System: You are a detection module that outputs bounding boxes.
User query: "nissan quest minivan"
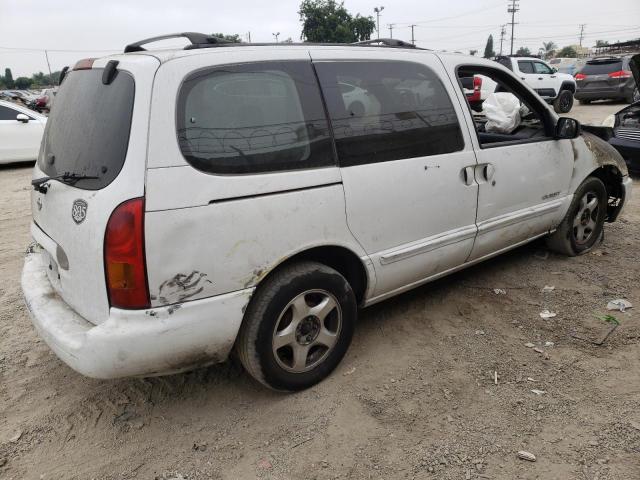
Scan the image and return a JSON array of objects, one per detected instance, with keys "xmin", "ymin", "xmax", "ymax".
[{"xmin": 22, "ymin": 34, "xmax": 632, "ymax": 391}]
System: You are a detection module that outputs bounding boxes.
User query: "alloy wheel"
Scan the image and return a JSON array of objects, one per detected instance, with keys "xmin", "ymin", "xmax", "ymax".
[{"xmin": 573, "ymin": 191, "xmax": 600, "ymax": 245}]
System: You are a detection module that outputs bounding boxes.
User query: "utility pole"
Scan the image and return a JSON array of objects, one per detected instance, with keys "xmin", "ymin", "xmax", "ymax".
[
  {"xmin": 578, "ymin": 24, "xmax": 586, "ymax": 46},
  {"xmin": 246, "ymin": 31, "xmax": 252, "ymax": 43},
  {"xmin": 388, "ymin": 23, "xmax": 394, "ymax": 39},
  {"xmin": 499, "ymin": 24, "xmax": 507, "ymax": 56},
  {"xmin": 44, "ymin": 50, "xmax": 53, "ymax": 82},
  {"xmin": 374, "ymin": 6, "xmax": 384, "ymax": 38},
  {"xmin": 272, "ymin": 32, "xmax": 280, "ymax": 43},
  {"xmin": 507, "ymin": 0, "xmax": 520, "ymax": 55},
  {"xmin": 410, "ymin": 24, "xmax": 416, "ymax": 45}
]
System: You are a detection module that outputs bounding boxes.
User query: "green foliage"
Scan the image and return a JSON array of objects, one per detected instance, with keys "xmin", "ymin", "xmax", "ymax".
[
  {"xmin": 14, "ymin": 77, "xmax": 32, "ymax": 89},
  {"xmin": 299, "ymin": 0, "xmax": 375, "ymax": 43},
  {"xmin": 469, "ymin": 49, "xmax": 478, "ymax": 56},
  {"xmin": 595, "ymin": 314, "xmax": 619, "ymax": 326},
  {"xmin": 557, "ymin": 45, "xmax": 577, "ymax": 57},
  {"xmin": 483, "ymin": 35, "xmax": 495, "ymax": 58},
  {"xmin": 211, "ymin": 33, "xmax": 243, "ymax": 43},
  {"xmin": 4, "ymin": 68, "xmax": 15, "ymax": 88},
  {"xmin": 595, "ymin": 40, "xmax": 609, "ymax": 47},
  {"xmin": 516, "ymin": 46, "xmax": 532, "ymax": 56},
  {"xmin": 542, "ymin": 41, "xmax": 557, "ymax": 59}
]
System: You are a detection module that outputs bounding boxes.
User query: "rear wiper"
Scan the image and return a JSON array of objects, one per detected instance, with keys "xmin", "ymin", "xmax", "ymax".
[{"xmin": 31, "ymin": 172, "xmax": 99, "ymax": 194}]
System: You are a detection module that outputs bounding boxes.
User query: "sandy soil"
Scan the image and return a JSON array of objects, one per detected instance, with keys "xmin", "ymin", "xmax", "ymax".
[{"xmin": 1, "ymin": 102, "xmax": 639, "ymax": 480}]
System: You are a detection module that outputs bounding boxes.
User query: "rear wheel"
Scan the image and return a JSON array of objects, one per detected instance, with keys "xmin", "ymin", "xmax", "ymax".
[
  {"xmin": 546, "ymin": 177, "xmax": 607, "ymax": 256},
  {"xmin": 554, "ymin": 89, "xmax": 574, "ymax": 113},
  {"xmin": 236, "ymin": 261, "xmax": 356, "ymax": 391}
]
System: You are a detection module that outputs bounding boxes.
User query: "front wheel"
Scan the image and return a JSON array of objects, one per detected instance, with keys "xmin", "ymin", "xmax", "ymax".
[
  {"xmin": 554, "ymin": 90, "xmax": 574, "ymax": 113},
  {"xmin": 546, "ymin": 177, "xmax": 607, "ymax": 256},
  {"xmin": 236, "ymin": 261, "xmax": 356, "ymax": 391}
]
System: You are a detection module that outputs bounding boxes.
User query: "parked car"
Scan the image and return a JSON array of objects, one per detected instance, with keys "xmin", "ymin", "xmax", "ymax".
[
  {"xmin": 22, "ymin": 34, "xmax": 631, "ymax": 391},
  {"xmin": 494, "ymin": 55, "xmax": 577, "ymax": 113},
  {"xmin": 548, "ymin": 57, "xmax": 586, "ymax": 76},
  {"xmin": 0, "ymin": 99, "xmax": 47, "ymax": 164},
  {"xmin": 601, "ymin": 54, "xmax": 640, "ymax": 172},
  {"xmin": 575, "ymin": 56, "xmax": 639, "ymax": 104}
]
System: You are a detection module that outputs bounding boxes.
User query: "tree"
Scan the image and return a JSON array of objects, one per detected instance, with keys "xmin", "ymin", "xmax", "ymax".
[
  {"xmin": 4, "ymin": 68, "xmax": 15, "ymax": 89},
  {"xmin": 542, "ymin": 41, "xmax": 557, "ymax": 59},
  {"xmin": 299, "ymin": 0, "xmax": 375, "ymax": 43},
  {"xmin": 595, "ymin": 40, "xmax": 609, "ymax": 47},
  {"xmin": 14, "ymin": 77, "xmax": 33, "ymax": 89},
  {"xmin": 557, "ymin": 45, "xmax": 577, "ymax": 57},
  {"xmin": 483, "ymin": 34, "xmax": 495, "ymax": 58},
  {"xmin": 516, "ymin": 46, "xmax": 531, "ymax": 56},
  {"xmin": 469, "ymin": 49, "xmax": 478, "ymax": 56},
  {"xmin": 211, "ymin": 33, "xmax": 243, "ymax": 43}
]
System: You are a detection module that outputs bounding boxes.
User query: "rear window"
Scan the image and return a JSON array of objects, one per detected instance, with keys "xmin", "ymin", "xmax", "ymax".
[
  {"xmin": 177, "ymin": 61, "xmax": 333, "ymax": 174},
  {"xmin": 581, "ymin": 60, "xmax": 623, "ymax": 75},
  {"xmin": 38, "ymin": 68, "xmax": 134, "ymax": 190}
]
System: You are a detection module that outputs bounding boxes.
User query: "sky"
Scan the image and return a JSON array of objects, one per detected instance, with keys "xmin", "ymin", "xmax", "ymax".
[{"xmin": 1, "ymin": 0, "xmax": 639, "ymax": 77}]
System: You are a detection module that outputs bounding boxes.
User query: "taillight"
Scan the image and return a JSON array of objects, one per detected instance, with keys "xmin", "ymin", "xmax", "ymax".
[
  {"xmin": 608, "ymin": 70, "xmax": 632, "ymax": 79},
  {"xmin": 575, "ymin": 73, "xmax": 586, "ymax": 80},
  {"xmin": 104, "ymin": 197, "xmax": 150, "ymax": 309}
]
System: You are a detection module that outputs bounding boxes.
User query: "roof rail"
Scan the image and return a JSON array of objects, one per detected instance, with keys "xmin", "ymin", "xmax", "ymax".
[
  {"xmin": 124, "ymin": 32, "xmax": 229, "ymax": 53},
  {"xmin": 353, "ymin": 38, "xmax": 418, "ymax": 49}
]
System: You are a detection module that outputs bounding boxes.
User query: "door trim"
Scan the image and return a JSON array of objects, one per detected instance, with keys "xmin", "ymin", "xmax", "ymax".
[
  {"xmin": 379, "ymin": 224, "xmax": 478, "ymax": 265},
  {"xmin": 476, "ymin": 198, "xmax": 565, "ymax": 235}
]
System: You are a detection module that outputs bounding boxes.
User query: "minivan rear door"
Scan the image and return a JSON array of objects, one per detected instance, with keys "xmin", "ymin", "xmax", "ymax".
[{"xmin": 30, "ymin": 55, "xmax": 159, "ymax": 325}]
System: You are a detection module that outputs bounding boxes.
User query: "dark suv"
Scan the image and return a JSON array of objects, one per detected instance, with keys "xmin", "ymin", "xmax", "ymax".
[{"xmin": 575, "ymin": 56, "xmax": 639, "ymax": 104}]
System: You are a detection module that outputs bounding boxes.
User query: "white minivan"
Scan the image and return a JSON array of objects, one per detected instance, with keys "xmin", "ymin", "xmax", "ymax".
[{"xmin": 22, "ymin": 34, "xmax": 632, "ymax": 391}]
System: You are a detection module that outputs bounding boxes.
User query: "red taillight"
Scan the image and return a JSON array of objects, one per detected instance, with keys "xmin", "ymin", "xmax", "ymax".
[
  {"xmin": 73, "ymin": 58, "xmax": 96, "ymax": 70},
  {"xmin": 104, "ymin": 197, "xmax": 150, "ymax": 309},
  {"xmin": 608, "ymin": 70, "xmax": 632, "ymax": 79},
  {"xmin": 575, "ymin": 73, "xmax": 586, "ymax": 80}
]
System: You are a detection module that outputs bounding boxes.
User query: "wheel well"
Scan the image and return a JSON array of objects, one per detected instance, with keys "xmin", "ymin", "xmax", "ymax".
[
  {"xmin": 560, "ymin": 81, "xmax": 576, "ymax": 93},
  {"xmin": 270, "ymin": 246, "xmax": 369, "ymax": 304},
  {"xmin": 589, "ymin": 166, "xmax": 624, "ymax": 221}
]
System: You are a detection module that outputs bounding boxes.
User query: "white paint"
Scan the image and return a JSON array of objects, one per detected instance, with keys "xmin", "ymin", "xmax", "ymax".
[{"xmin": 0, "ymin": 100, "xmax": 46, "ymax": 164}]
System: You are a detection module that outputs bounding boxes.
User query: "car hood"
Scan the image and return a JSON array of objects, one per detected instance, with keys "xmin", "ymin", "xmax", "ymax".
[{"xmin": 631, "ymin": 54, "xmax": 640, "ymax": 89}]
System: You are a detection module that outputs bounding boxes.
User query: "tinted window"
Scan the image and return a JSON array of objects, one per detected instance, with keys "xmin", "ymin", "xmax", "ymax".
[
  {"xmin": 581, "ymin": 60, "xmax": 623, "ymax": 75},
  {"xmin": 315, "ymin": 61, "xmax": 464, "ymax": 167},
  {"xmin": 177, "ymin": 61, "xmax": 333, "ymax": 174},
  {"xmin": 496, "ymin": 57, "xmax": 512, "ymax": 70},
  {"xmin": 533, "ymin": 62, "xmax": 553, "ymax": 74},
  {"xmin": 518, "ymin": 61, "xmax": 534, "ymax": 73},
  {"xmin": 39, "ymin": 69, "xmax": 135, "ymax": 190},
  {"xmin": 0, "ymin": 105, "xmax": 18, "ymax": 120}
]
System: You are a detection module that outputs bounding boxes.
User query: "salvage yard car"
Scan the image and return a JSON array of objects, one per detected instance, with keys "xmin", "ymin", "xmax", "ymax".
[
  {"xmin": 0, "ymin": 99, "xmax": 47, "ymax": 164},
  {"xmin": 575, "ymin": 55, "xmax": 639, "ymax": 105},
  {"xmin": 22, "ymin": 34, "xmax": 632, "ymax": 391}
]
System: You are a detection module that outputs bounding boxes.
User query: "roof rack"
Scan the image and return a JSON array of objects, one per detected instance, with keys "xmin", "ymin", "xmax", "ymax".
[
  {"xmin": 124, "ymin": 32, "xmax": 230, "ymax": 53},
  {"xmin": 124, "ymin": 32, "xmax": 423, "ymax": 53}
]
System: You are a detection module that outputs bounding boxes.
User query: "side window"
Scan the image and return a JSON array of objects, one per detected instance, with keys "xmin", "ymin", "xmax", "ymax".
[
  {"xmin": 177, "ymin": 61, "xmax": 334, "ymax": 174},
  {"xmin": 496, "ymin": 57, "xmax": 512, "ymax": 70},
  {"xmin": 517, "ymin": 61, "xmax": 534, "ymax": 74},
  {"xmin": 0, "ymin": 106, "xmax": 18, "ymax": 120},
  {"xmin": 315, "ymin": 61, "xmax": 464, "ymax": 167},
  {"xmin": 533, "ymin": 62, "xmax": 553, "ymax": 74}
]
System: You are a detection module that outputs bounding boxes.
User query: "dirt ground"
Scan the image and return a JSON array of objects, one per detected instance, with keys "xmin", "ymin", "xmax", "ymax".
[{"xmin": 1, "ymin": 101, "xmax": 639, "ymax": 480}]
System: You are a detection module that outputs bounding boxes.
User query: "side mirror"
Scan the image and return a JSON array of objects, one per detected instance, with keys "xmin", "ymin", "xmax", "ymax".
[
  {"xmin": 16, "ymin": 113, "xmax": 29, "ymax": 123},
  {"xmin": 555, "ymin": 117, "xmax": 580, "ymax": 139},
  {"xmin": 552, "ymin": 67, "xmax": 558, "ymax": 73}
]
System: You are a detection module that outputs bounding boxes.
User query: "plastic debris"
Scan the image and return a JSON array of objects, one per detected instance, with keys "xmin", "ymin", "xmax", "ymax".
[
  {"xmin": 517, "ymin": 451, "xmax": 537, "ymax": 462},
  {"xmin": 542, "ymin": 285, "xmax": 555, "ymax": 292},
  {"xmin": 606, "ymin": 299, "xmax": 632, "ymax": 312},
  {"xmin": 539, "ymin": 310, "xmax": 557, "ymax": 319},
  {"xmin": 533, "ymin": 347, "xmax": 544, "ymax": 354},
  {"xmin": 524, "ymin": 342, "xmax": 535, "ymax": 348},
  {"xmin": 494, "ymin": 288, "xmax": 507, "ymax": 295},
  {"xmin": 531, "ymin": 389, "xmax": 546, "ymax": 395},
  {"xmin": 544, "ymin": 341, "xmax": 555, "ymax": 347}
]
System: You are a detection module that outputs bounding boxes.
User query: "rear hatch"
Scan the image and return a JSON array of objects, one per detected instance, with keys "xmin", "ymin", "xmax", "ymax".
[
  {"xmin": 30, "ymin": 54, "xmax": 159, "ymax": 325},
  {"xmin": 577, "ymin": 58, "xmax": 625, "ymax": 93}
]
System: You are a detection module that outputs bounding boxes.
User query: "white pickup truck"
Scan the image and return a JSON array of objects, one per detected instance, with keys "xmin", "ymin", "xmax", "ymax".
[{"xmin": 464, "ymin": 56, "xmax": 577, "ymax": 113}]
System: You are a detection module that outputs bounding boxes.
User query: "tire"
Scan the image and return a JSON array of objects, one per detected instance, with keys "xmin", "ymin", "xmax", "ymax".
[
  {"xmin": 578, "ymin": 99, "xmax": 591, "ymax": 105},
  {"xmin": 546, "ymin": 177, "xmax": 607, "ymax": 256},
  {"xmin": 236, "ymin": 261, "xmax": 356, "ymax": 391},
  {"xmin": 553, "ymin": 89, "xmax": 574, "ymax": 113}
]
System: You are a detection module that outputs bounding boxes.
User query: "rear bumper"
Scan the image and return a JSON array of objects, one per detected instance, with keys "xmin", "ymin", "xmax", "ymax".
[
  {"xmin": 575, "ymin": 85, "xmax": 632, "ymax": 100},
  {"xmin": 21, "ymin": 247, "xmax": 252, "ymax": 379}
]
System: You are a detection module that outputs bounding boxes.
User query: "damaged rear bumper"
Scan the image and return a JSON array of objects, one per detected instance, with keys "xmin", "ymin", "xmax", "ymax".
[{"xmin": 21, "ymin": 248, "xmax": 252, "ymax": 379}]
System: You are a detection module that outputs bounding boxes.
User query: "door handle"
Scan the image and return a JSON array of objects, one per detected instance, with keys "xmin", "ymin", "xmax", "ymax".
[
  {"xmin": 461, "ymin": 166, "xmax": 474, "ymax": 186},
  {"xmin": 520, "ymin": 77, "xmax": 526, "ymax": 80},
  {"xmin": 538, "ymin": 77, "xmax": 543, "ymax": 80},
  {"xmin": 483, "ymin": 163, "xmax": 495, "ymax": 181}
]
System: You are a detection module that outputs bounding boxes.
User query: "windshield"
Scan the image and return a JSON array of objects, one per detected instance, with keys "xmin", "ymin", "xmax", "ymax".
[{"xmin": 38, "ymin": 68, "xmax": 135, "ymax": 190}]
